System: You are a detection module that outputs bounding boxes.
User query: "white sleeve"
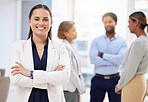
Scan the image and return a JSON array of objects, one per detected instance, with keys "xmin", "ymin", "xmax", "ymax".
[{"xmin": 9, "ymin": 42, "xmax": 47, "ymax": 89}]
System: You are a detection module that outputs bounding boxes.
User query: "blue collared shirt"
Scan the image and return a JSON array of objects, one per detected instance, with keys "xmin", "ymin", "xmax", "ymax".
[
  {"xmin": 89, "ymin": 34, "xmax": 128, "ymax": 75},
  {"xmin": 28, "ymin": 37, "xmax": 49, "ymax": 102}
]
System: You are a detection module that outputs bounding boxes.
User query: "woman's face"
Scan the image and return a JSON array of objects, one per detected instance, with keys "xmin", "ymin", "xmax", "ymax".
[
  {"xmin": 28, "ymin": 8, "xmax": 52, "ymax": 37},
  {"xmin": 128, "ymin": 18, "xmax": 136, "ymax": 34},
  {"xmin": 65, "ymin": 25, "xmax": 77, "ymax": 41}
]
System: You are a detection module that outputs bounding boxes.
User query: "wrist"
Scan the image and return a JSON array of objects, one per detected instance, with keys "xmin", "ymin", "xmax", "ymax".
[
  {"xmin": 100, "ymin": 53, "xmax": 104, "ymax": 58},
  {"xmin": 30, "ymin": 71, "xmax": 33, "ymax": 79}
]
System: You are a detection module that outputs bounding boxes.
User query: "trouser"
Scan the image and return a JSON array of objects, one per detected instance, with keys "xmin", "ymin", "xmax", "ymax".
[
  {"xmin": 64, "ymin": 89, "xmax": 79, "ymax": 102},
  {"xmin": 122, "ymin": 74, "xmax": 147, "ymax": 102},
  {"xmin": 90, "ymin": 75, "xmax": 121, "ymax": 102}
]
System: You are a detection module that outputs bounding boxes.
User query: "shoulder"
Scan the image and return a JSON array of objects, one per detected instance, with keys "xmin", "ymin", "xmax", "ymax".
[
  {"xmin": 130, "ymin": 38, "xmax": 143, "ymax": 50},
  {"xmin": 12, "ymin": 40, "xmax": 28, "ymax": 49},
  {"xmin": 133, "ymin": 37, "xmax": 143, "ymax": 44},
  {"xmin": 116, "ymin": 35, "xmax": 127, "ymax": 45},
  {"xmin": 51, "ymin": 40, "xmax": 66, "ymax": 50},
  {"xmin": 95, "ymin": 35, "xmax": 104, "ymax": 40},
  {"xmin": 13, "ymin": 40, "xmax": 26, "ymax": 45},
  {"xmin": 116, "ymin": 35, "xmax": 126, "ymax": 42},
  {"xmin": 138, "ymin": 36, "xmax": 148, "ymax": 44},
  {"xmin": 92, "ymin": 35, "xmax": 104, "ymax": 43},
  {"xmin": 132, "ymin": 36, "xmax": 148, "ymax": 47},
  {"xmin": 60, "ymin": 40, "xmax": 73, "ymax": 51}
]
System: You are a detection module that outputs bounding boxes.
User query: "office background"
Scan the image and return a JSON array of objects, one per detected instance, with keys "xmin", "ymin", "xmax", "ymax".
[{"xmin": 0, "ymin": 0, "xmax": 148, "ymax": 101}]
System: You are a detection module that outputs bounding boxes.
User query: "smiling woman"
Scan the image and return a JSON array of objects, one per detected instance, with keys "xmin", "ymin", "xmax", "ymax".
[
  {"xmin": 27, "ymin": 4, "xmax": 52, "ymax": 40},
  {"xmin": 28, "ymin": 9, "xmax": 52, "ymax": 39},
  {"xmin": 9, "ymin": 4, "xmax": 70, "ymax": 102}
]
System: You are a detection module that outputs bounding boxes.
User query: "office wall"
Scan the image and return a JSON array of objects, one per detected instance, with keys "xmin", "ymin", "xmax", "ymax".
[
  {"xmin": 0, "ymin": 0, "xmax": 136, "ymax": 75},
  {"xmin": 0, "ymin": 0, "xmax": 73, "ymax": 75},
  {"xmin": 0, "ymin": 0, "xmax": 18, "ymax": 75}
]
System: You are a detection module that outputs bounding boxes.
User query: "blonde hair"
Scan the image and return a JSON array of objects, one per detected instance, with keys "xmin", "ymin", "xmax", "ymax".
[{"xmin": 57, "ymin": 21, "xmax": 75, "ymax": 39}]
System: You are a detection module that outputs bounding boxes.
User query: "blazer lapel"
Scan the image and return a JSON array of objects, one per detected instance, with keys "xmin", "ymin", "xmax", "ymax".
[
  {"xmin": 72, "ymin": 48, "xmax": 81, "ymax": 75},
  {"xmin": 63, "ymin": 40, "xmax": 81, "ymax": 75},
  {"xmin": 46, "ymin": 40, "xmax": 55, "ymax": 71},
  {"xmin": 23, "ymin": 38, "xmax": 34, "ymax": 70},
  {"xmin": 23, "ymin": 39, "xmax": 55, "ymax": 71}
]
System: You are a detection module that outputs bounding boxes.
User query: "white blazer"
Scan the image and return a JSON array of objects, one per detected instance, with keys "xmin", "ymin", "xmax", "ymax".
[
  {"xmin": 62, "ymin": 40, "xmax": 85, "ymax": 94},
  {"xmin": 9, "ymin": 38, "xmax": 70, "ymax": 102}
]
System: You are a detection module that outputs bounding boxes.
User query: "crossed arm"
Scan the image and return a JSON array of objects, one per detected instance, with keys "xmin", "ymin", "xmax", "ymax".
[
  {"xmin": 89, "ymin": 40, "xmax": 128, "ymax": 66},
  {"xmin": 10, "ymin": 42, "xmax": 70, "ymax": 88}
]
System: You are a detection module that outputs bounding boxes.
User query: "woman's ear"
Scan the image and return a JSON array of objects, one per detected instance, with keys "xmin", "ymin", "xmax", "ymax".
[
  {"xmin": 28, "ymin": 19, "xmax": 31, "ymax": 26},
  {"xmin": 134, "ymin": 19, "xmax": 139, "ymax": 26},
  {"xmin": 50, "ymin": 20, "xmax": 53, "ymax": 27},
  {"xmin": 64, "ymin": 32, "xmax": 68, "ymax": 37}
]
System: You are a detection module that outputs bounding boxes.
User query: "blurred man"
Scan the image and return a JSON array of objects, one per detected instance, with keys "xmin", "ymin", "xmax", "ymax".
[{"xmin": 89, "ymin": 12, "xmax": 128, "ymax": 102}]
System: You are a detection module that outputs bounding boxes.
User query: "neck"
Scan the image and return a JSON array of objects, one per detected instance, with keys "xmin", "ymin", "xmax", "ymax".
[
  {"xmin": 66, "ymin": 38, "xmax": 72, "ymax": 44},
  {"xmin": 33, "ymin": 34, "xmax": 47, "ymax": 45},
  {"xmin": 106, "ymin": 32, "xmax": 115, "ymax": 40},
  {"xmin": 135, "ymin": 29, "xmax": 146, "ymax": 38}
]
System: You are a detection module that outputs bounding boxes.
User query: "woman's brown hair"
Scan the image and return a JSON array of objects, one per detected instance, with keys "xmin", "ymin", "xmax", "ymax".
[
  {"xmin": 129, "ymin": 11, "xmax": 148, "ymax": 30},
  {"xmin": 27, "ymin": 4, "xmax": 52, "ymax": 40},
  {"xmin": 57, "ymin": 21, "xmax": 75, "ymax": 39}
]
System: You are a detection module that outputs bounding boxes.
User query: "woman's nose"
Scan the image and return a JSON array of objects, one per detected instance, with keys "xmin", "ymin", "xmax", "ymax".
[{"xmin": 39, "ymin": 20, "xmax": 44, "ymax": 25}]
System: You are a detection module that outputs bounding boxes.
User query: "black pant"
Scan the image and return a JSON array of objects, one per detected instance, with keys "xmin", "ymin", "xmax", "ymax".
[{"xmin": 90, "ymin": 76, "xmax": 121, "ymax": 102}]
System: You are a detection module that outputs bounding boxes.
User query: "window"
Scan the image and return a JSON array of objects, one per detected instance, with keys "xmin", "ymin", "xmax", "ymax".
[{"xmin": 73, "ymin": 0, "xmax": 128, "ymax": 87}]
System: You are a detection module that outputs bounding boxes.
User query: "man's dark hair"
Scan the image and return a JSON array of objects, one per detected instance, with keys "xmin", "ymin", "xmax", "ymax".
[{"xmin": 102, "ymin": 12, "xmax": 117, "ymax": 22}]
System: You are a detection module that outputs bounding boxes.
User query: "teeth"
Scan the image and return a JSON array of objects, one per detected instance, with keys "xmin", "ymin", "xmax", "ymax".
[{"xmin": 37, "ymin": 27, "xmax": 44, "ymax": 30}]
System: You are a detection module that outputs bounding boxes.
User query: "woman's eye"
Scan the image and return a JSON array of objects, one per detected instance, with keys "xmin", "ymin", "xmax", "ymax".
[
  {"xmin": 34, "ymin": 19, "xmax": 39, "ymax": 21},
  {"xmin": 44, "ymin": 19, "xmax": 49, "ymax": 21}
]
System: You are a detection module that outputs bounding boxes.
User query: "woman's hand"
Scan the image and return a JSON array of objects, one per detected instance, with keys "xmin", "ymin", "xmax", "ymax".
[
  {"xmin": 115, "ymin": 84, "xmax": 122, "ymax": 94},
  {"xmin": 78, "ymin": 90, "xmax": 86, "ymax": 95},
  {"xmin": 55, "ymin": 65, "xmax": 65, "ymax": 71},
  {"xmin": 11, "ymin": 62, "xmax": 30, "ymax": 77}
]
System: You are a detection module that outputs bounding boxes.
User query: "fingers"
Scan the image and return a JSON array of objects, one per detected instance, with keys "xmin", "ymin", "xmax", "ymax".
[
  {"xmin": 11, "ymin": 65, "xmax": 19, "ymax": 69},
  {"xmin": 115, "ymin": 87, "xmax": 122, "ymax": 94},
  {"xmin": 56, "ymin": 67, "xmax": 64, "ymax": 71},
  {"xmin": 55, "ymin": 65, "xmax": 65, "ymax": 71},
  {"xmin": 11, "ymin": 62, "xmax": 22, "ymax": 69},
  {"xmin": 57, "ymin": 65, "xmax": 65, "ymax": 69},
  {"xmin": 58, "ymin": 65, "xmax": 65, "ymax": 68},
  {"xmin": 11, "ymin": 68, "xmax": 20, "ymax": 74},
  {"xmin": 11, "ymin": 62, "xmax": 21, "ymax": 76},
  {"xmin": 12, "ymin": 70, "xmax": 21, "ymax": 76},
  {"xmin": 116, "ymin": 91, "xmax": 121, "ymax": 94},
  {"xmin": 15, "ymin": 62, "xmax": 23, "ymax": 67},
  {"xmin": 11, "ymin": 62, "xmax": 29, "ymax": 77},
  {"xmin": 11, "ymin": 66, "xmax": 21, "ymax": 76}
]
